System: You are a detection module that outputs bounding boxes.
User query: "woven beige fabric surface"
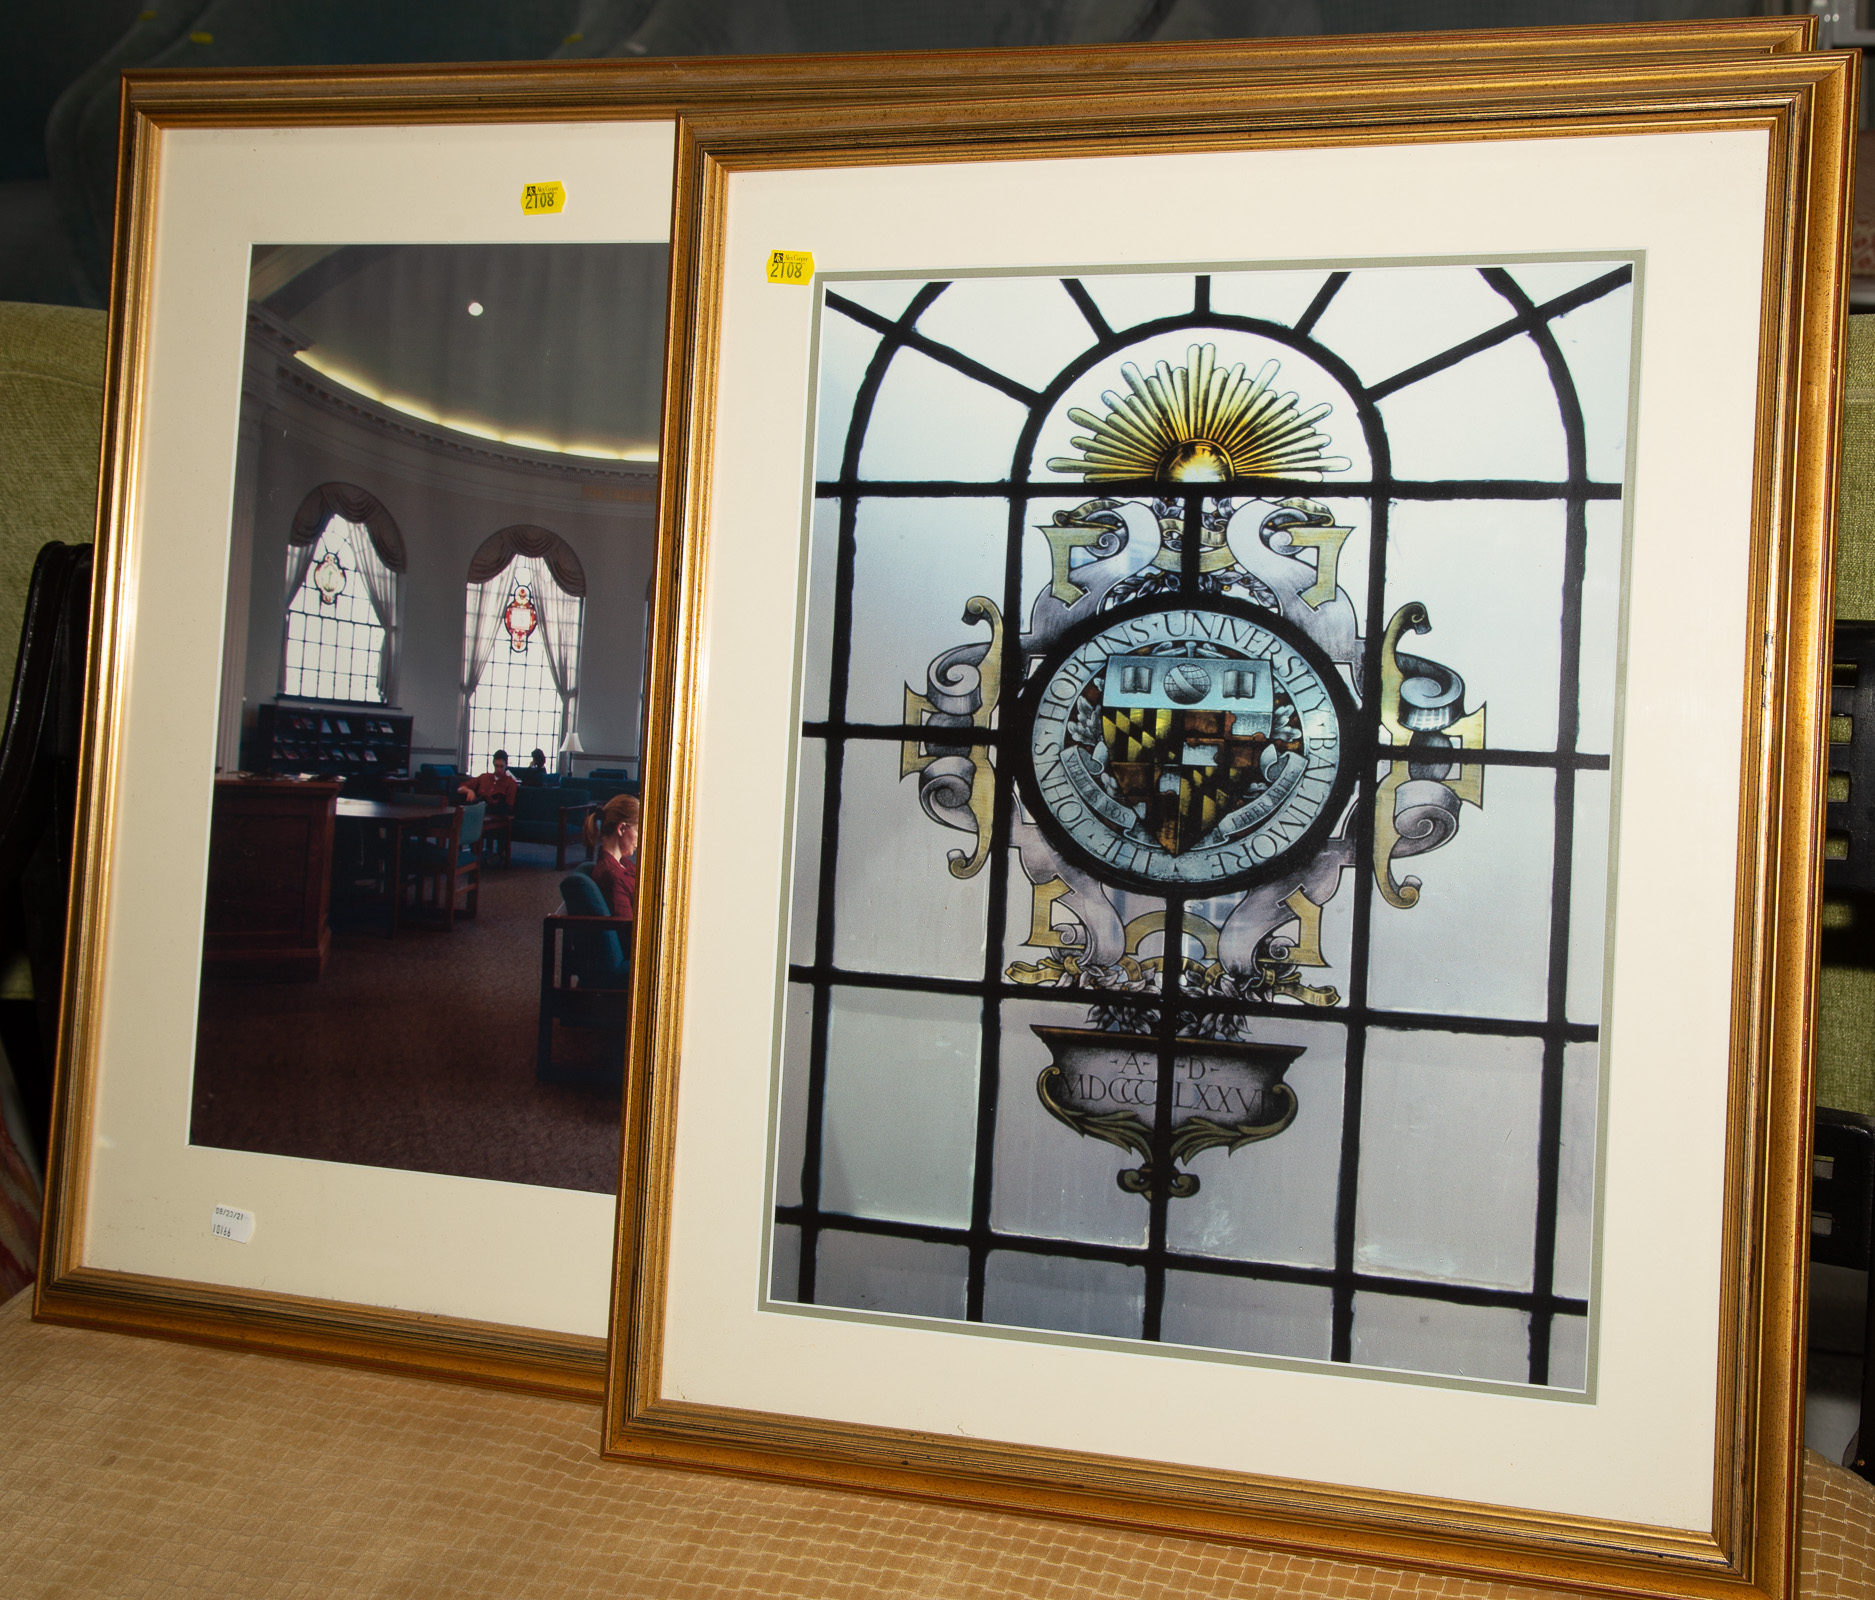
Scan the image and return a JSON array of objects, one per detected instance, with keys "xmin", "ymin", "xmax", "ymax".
[{"xmin": 0, "ymin": 1291, "xmax": 1869, "ymax": 1599}]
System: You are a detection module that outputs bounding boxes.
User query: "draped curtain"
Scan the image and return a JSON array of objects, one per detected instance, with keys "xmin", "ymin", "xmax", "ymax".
[
  {"xmin": 284, "ymin": 482, "xmax": 407, "ymax": 700},
  {"xmin": 460, "ymin": 581, "xmax": 509, "ymax": 760},
  {"xmin": 282, "ymin": 538, "xmax": 319, "ymax": 619},
  {"xmin": 461, "ymin": 526, "xmax": 588, "ymax": 766}
]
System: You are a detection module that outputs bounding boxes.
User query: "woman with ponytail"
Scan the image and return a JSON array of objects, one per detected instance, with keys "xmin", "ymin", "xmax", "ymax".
[{"xmin": 583, "ymin": 793, "xmax": 640, "ymax": 921}]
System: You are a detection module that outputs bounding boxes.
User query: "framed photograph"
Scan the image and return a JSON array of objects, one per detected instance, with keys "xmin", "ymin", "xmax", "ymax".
[
  {"xmin": 606, "ymin": 41, "xmax": 1854, "ymax": 1597},
  {"xmin": 32, "ymin": 27, "xmax": 1825, "ymax": 1396}
]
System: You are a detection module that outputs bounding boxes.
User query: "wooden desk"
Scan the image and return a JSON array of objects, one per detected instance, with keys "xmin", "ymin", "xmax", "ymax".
[
  {"xmin": 203, "ymin": 777, "xmax": 339, "ymax": 981},
  {"xmin": 334, "ymin": 798, "xmax": 455, "ymax": 937}
]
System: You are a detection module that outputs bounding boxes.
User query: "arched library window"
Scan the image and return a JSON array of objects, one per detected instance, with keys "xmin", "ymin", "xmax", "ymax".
[
  {"xmin": 281, "ymin": 483, "xmax": 405, "ymax": 704},
  {"xmin": 462, "ymin": 525, "xmax": 587, "ymax": 774}
]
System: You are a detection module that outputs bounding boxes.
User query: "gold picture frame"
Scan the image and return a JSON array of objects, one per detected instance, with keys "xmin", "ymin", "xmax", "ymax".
[
  {"xmin": 604, "ymin": 35, "xmax": 1853, "ymax": 1599},
  {"xmin": 33, "ymin": 22, "xmax": 1825, "ymax": 1401}
]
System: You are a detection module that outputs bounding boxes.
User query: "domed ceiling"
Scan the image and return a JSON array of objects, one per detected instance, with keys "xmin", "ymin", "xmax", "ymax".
[{"xmin": 251, "ymin": 242, "xmax": 669, "ymax": 460}]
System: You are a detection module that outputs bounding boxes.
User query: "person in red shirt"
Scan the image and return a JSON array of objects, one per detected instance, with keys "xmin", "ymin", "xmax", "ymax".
[
  {"xmin": 456, "ymin": 748, "xmax": 520, "ymax": 814},
  {"xmin": 584, "ymin": 793, "xmax": 640, "ymax": 921}
]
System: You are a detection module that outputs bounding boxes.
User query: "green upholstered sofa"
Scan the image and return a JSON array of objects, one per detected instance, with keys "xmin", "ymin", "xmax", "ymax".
[
  {"xmin": 1819, "ymin": 319, "xmax": 1875, "ymax": 1122},
  {"xmin": 510, "ymin": 780, "xmax": 593, "ymax": 867}
]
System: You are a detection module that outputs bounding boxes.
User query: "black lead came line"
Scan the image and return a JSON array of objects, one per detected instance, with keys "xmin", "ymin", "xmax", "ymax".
[
  {"xmin": 1060, "ymin": 278, "xmax": 1112, "ymax": 342},
  {"xmin": 770, "ymin": 1204, "xmax": 1590, "ymax": 1320},
  {"xmin": 1293, "ymin": 270, "xmax": 1349, "ymax": 338},
  {"xmin": 786, "ymin": 960, "xmax": 1600, "ymax": 1043},
  {"xmin": 804, "ymin": 721, "xmax": 1616, "ymax": 776},
  {"xmin": 824, "ymin": 290, "xmax": 1042, "ymax": 408},
  {"xmin": 814, "ymin": 477, "xmax": 1626, "ymax": 502},
  {"xmin": 795, "ymin": 282, "xmax": 952, "ymax": 1308},
  {"xmin": 1366, "ymin": 263, "xmax": 1633, "ymax": 403},
  {"xmin": 1481, "ymin": 266, "xmax": 1592, "ymax": 1389}
]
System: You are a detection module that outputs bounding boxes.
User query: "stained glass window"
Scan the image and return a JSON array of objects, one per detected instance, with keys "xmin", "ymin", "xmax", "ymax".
[
  {"xmin": 281, "ymin": 518, "xmax": 395, "ymax": 703},
  {"xmin": 770, "ymin": 259, "xmax": 1635, "ymax": 1392},
  {"xmin": 463, "ymin": 534, "xmax": 586, "ymax": 774}
]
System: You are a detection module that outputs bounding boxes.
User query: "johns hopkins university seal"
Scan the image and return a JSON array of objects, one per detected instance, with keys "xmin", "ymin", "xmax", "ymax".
[{"xmin": 1016, "ymin": 597, "xmax": 1356, "ymax": 895}]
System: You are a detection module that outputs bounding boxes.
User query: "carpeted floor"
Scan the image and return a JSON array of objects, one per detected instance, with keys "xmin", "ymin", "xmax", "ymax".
[{"xmin": 189, "ymin": 842, "xmax": 621, "ymax": 1194}]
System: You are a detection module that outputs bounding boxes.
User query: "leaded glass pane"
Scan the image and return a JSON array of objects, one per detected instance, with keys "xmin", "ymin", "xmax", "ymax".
[
  {"xmin": 912, "ymin": 274, "xmax": 1108, "ymax": 394},
  {"xmin": 465, "ymin": 626, "xmax": 563, "ymax": 773},
  {"xmin": 1567, "ymin": 772, "xmax": 1613, "ymax": 1028},
  {"xmin": 797, "ymin": 498, "xmax": 840, "ymax": 724},
  {"xmin": 787, "ymin": 740, "xmax": 825, "ymax": 966},
  {"xmin": 1383, "ymin": 499, "xmax": 1566, "ymax": 753},
  {"xmin": 770, "ymin": 1224, "xmax": 801, "ymax": 1302},
  {"xmin": 1206, "ymin": 268, "xmax": 1342, "ymax": 331},
  {"xmin": 1553, "ymin": 1042, "xmax": 1602, "ymax": 1303},
  {"xmin": 856, "ymin": 344, "xmax": 1028, "ymax": 482},
  {"xmin": 990, "ymin": 995, "xmax": 1155, "ymax": 1249},
  {"xmin": 1578, "ymin": 499, "xmax": 1625, "ymax": 756},
  {"xmin": 817, "ymin": 1232, "xmax": 971, "ymax": 1321},
  {"xmin": 982, "ymin": 1250, "xmax": 1145, "ymax": 1340},
  {"xmin": 832, "ymin": 740, "xmax": 992, "ymax": 980},
  {"xmin": 1073, "ymin": 270, "xmax": 1208, "ymax": 337},
  {"xmin": 1307, "ymin": 264, "xmax": 1520, "ymax": 392},
  {"xmin": 847, "ymin": 497, "xmax": 1008, "ymax": 726},
  {"xmin": 771, "ymin": 256, "xmax": 1627, "ymax": 1391},
  {"xmin": 1350, "ymin": 1295, "xmax": 1530, "ymax": 1385},
  {"xmin": 1160, "ymin": 1274, "xmax": 1333, "ymax": 1361},
  {"xmin": 1504, "ymin": 259, "xmax": 1624, "ymax": 306},
  {"xmin": 1163, "ymin": 1015, "xmax": 1344, "ymax": 1269},
  {"xmin": 1550, "ymin": 281, "xmax": 1638, "ymax": 485},
  {"xmin": 1379, "ymin": 334, "xmax": 1567, "ymax": 482},
  {"xmin": 773, "ymin": 983, "xmax": 814, "ymax": 1209},
  {"xmin": 817, "ymin": 986, "xmax": 980, "ymax": 1228},
  {"xmin": 1353, "ymin": 1029, "xmax": 1543, "ymax": 1292},
  {"xmin": 830, "ymin": 276, "xmax": 933, "ymax": 324},
  {"xmin": 1365, "ymin": 766, "xmax": 1557, "ymax": 1022},
  {"xmin": 1549, "ymin": 1311, "xmax": 1591, "ymax": 1392},
  {"xmin": 813, "ymin": 308, "xmax": 882, "ymax": 479}
]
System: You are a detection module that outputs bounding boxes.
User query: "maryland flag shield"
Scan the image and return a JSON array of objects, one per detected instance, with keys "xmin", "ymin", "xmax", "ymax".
[{"xmin": 1099, "ymin": 650, "xmax": 1277, "ymax": 855}]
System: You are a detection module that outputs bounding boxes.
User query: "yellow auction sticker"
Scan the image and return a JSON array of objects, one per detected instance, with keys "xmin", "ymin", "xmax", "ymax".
[
  {"xmin": 522, "ymin": 182, "xmax": 566, "ymax": 216},
  {"xmin": 766, "ymin": 249, "xmax": 814, "ymax": 285}
]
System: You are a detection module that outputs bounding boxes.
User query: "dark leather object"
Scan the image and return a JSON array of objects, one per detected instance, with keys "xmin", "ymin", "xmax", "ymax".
[{"xmin": 0, "ymin": 541, "xmax": 93, "ymax": 1165}]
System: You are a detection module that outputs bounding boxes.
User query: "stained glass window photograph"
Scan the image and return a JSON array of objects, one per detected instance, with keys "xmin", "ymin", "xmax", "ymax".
[{"xmin": 769, "ymin": 257, "xmax": 1635, "ymax": 1392}]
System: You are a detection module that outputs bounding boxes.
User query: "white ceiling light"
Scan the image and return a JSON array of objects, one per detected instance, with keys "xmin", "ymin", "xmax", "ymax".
[{"xmin": 466, "ymin": 301, "xmax": 484, "ymax": 316}]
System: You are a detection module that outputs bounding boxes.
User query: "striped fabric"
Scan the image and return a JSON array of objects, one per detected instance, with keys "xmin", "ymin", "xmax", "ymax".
[{"xmin": 0, "ymin": 1094, "xmax": 38, "ymax": 1301}]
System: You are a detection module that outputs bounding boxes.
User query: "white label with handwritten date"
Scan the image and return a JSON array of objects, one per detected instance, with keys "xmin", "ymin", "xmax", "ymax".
[{"xmin": 210, "ymin": 1204, "xmax": 254, "ymax": 1243}]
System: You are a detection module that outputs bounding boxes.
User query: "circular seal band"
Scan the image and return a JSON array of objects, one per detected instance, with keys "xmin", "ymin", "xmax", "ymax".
[{"xmin": 1014, "ymin": 595, "xmax": 1358, "ymax": 897}]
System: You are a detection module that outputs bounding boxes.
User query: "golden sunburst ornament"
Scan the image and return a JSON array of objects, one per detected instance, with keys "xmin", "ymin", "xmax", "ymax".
[{"xmin": 1047, "ymin": 345, "xmax": 1351, "ymax": 484}]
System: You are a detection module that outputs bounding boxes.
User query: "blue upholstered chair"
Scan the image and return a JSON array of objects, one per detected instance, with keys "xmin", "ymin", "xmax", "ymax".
[
  {"xmin": 413, "ymin": 761, "xmax": 457, "ymax": 795},
  {"xmin": 537, "ymin": 869, "xmax": 631, "ymax": 1089},
  {"xmin": 399, "ymin": 801, "xmax": 482, "ymax": 929},
  {"xmin": 511, "ymin": 782, "xmax": 592, "ymax": 868}
]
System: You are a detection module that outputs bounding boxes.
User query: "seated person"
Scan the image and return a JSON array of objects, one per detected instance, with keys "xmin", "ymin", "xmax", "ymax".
[
  {"xmin": 583, "ymin": 794, "xmax": 640, "ymax": 921},
  {"xmin": 518, "ymin": 747, "xmax": 549, "ymax": 787},
  {"xmin": 455, "ymin": 749, "xmax": 519, "ymax": 814}
]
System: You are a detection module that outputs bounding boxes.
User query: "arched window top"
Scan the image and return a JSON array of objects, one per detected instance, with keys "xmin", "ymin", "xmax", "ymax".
[
  {"xmin": 467, "ymin": 524, "xmax": 586, "ymax": 597},
  {"xmin": 290, "ymin": 482, "xmax": 407, "ymax": 573}
]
